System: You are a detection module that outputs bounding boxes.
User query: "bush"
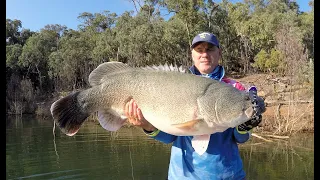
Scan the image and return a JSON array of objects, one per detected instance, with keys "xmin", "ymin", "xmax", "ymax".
[
  {"xmin": 253, "ymin": 48, "xmax": 285, "ymax": 73},
  {"xmin": 265, "ymin": 49, "xmax": 285, "ymax": 73},
  {"xmin": 253, "ymin": 49, "xmax": 268, "ymax": 71}
]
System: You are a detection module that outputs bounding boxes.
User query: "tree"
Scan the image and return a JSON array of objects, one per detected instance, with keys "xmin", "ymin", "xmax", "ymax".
[
  {"xmin": 77, "ymin": 11, "xmax": 117, "ymax": 33},
  {"xmin": 18, "ymin": 29, "xmax": 59, "ymax": 91},
  {"xmin": 298, "ymin": 4, "xmax": 314, "ymax": 59},
  {"xmin": 275, "ymin": 10, "xmax": 307, "ymax": 78},
  {"xmin": 6, "ymin": 44, "xmax": 23, "ymax": 69},
  {"xmin": 48, "ymin": 30, "xmax": 95, "ymax": 90},
  {"xmin": 43, "ymin": 24, "xmax": 68, "ymax": 37},
  {"xmin": 6, "ymin": 19, "xmax": 22, "ymax": 45},
  {"xmin": 157, "ymin": 0, "xmax": 207, "ymax": 46},
  {"xmin": 19, "ymin": 29, "xmax": 36, "ymax": 46}
]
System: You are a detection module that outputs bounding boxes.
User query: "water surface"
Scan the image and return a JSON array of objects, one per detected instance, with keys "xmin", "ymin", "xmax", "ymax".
[{"xmin": 6, "ymin": 115, "xmax": 314, "ymax": 179}]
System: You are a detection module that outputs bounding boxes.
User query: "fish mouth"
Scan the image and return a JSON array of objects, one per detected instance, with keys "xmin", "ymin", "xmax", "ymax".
[{"xmin": 244, "ymin": 107, "xmax": 255, "ymax": 118}]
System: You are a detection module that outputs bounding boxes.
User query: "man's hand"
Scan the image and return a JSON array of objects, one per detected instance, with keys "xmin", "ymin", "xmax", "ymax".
[
  {"xmin": 237, "ymin": 115, "xmax": 262, "ymax": 131},
  {"xmin": 124, "ymin": 99, "xmax": 156, "ymax": 132},
  {"xmin": 238, "ymin": 87, "xmax": 266, "ymax": 132}
]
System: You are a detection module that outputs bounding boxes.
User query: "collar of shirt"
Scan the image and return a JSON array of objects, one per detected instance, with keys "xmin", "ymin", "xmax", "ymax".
[{"xmin": 189, "ymin": 65, "xmax": 225, "ymax": 81}]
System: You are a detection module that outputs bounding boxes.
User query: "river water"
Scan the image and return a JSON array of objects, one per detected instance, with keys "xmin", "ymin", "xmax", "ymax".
[{"xmin": 6, "ymin": 115, "xmax": 314, "ymax": 180}]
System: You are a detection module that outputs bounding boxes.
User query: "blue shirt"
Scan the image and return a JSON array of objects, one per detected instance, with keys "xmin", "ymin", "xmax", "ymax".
[{"xmin": 145, "ymin": 65, "xmax": 250, "ymax": 180}]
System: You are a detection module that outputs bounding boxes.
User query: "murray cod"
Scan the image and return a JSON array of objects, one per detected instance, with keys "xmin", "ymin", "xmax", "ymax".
[{"xmin": 51, "ymin": 62, "xmax": 264, "ymax": 155}]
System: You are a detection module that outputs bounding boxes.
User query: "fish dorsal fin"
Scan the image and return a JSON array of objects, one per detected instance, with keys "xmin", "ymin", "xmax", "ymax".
[
  {"xmin": 89, "ymin": 61, "xmax": 132, "ymax": 86},
  {"xmin": 89, "ymin": 62, "xmax": 188, "ymax": 86},
  {"xmin": 141, "ymin": 63, "xmax": 188, "ymax": 73}
]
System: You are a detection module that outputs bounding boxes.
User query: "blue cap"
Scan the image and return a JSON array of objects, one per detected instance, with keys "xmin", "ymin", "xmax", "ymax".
[{"xmin": 191, "ymin": 32, "xmax": 220, "ymax": 48}]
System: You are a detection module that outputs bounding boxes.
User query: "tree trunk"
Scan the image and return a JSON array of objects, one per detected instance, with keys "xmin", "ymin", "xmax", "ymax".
[
  {"xmin": 35, "ymin": 64, "xmax": 42, "ymax": 91},
  {"xmin": 185, "ymin": 22, "xmax": 191, "ymax": 48}
]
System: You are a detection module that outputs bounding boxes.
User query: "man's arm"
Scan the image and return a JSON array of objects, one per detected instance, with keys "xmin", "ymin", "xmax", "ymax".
[{"xmin": 125, "ymin": 99, "xmax": 177, "ymax": 144}]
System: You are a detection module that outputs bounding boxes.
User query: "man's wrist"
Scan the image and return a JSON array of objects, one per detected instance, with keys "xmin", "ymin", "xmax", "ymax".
[
  {"xmin": 143, "ymin": 126, "xmax": 156, "ymax": 132},
  {"xmin": 143, "ymin": 129, "xmax": 155, "ymax": 133},
  {"xmin": 143, "ymin": 128, "xmax": 160, "ymax": 137},
  {"xmin": 236, "ymin": 126, "xmax": 253, "ymax": 134}
]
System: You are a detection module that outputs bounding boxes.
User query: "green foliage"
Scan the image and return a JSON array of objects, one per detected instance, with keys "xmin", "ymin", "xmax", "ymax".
[
  {"xmin": 162, "ymin": 17, "xmax": 190, "ymax": 65},
  {"xmin": 48, "ymin": 31, "xmax": 95, "ymax": 89},
  {"xmin": 253, "ymin": 49, "xmax": 268, "ymax": 71},
  {"xmin": 92, "ymin": 31, "xmax": 118, "ymax": 63},
  {"xmin": 298, "ymin": 9, "xmax": 314, "ymax": 59},
  {"xmin": 253, "ymin": 48, "xmax": 285, "ymax": 73},
  {"xmin": 158, "ymin": 0, "xmax": 207, "ymax": 46},
  {"xmin": 265, "ymin": 49, "xmax": 285, "ymax": 73},
  {"xmin": 6, "ymin": 44, "xmax": 23, "ymax": 68},
  {"xmin": 19, "ymin": 29, "xmax": 36, "ymax": 46},
  {"xmin": 6, "ymin": 19, "xmax": 22, "ymax": 45},
  {"xmin": 18, "ymin": 29, "xmax": 59, "ymax": 92},
  {"xmin": 77, "ymin": 11, "xmax": 117, "ymax": 33}
]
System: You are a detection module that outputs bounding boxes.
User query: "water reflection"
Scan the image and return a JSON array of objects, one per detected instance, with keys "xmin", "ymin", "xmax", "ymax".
[
  {"xmin": 239, "ymin": 134, "xmax": 314, "ymax": 180},
  {"xmin": 6, "ymin": 115, "xmax": 313, "ymax": 180}
]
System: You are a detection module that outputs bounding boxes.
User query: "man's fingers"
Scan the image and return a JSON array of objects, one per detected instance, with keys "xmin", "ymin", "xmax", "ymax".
[
  {"xmin": 124, "ymin": 101, "xmax": 130, "ymax": 117},
  {"xmin": 137, "ymin": 108, "xmax": 143, "ymax": 121},
  {"xmin": 133, "ymin": 101, "xmax": 137, "ymax": 118},
  {"xmin": 124, "ymin": 99, "xmax": 146, "ymax": 127},
  {"xmin": 128, "ymin": 99, "xmax": 134, "ymax": 118},
  {"xmin": 125, "ymin": 99, "xmax": 135, "ymax": 124}
]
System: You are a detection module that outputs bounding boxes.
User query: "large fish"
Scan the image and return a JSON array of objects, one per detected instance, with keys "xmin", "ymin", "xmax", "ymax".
[{"xmin": 50, "ymin": 62, "xmax": 264, "ymax": 155}]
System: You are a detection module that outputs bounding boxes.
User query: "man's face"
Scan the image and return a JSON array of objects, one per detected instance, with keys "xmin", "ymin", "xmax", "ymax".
[{"xmin": 191, "ymin": 42, "xmax": 221, "ymax": 74}]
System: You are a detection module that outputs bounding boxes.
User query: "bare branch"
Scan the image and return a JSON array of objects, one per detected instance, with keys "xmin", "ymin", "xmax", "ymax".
[{"xmin": 130, "ymin": 0, "xmax": 139, "ymax": 14}]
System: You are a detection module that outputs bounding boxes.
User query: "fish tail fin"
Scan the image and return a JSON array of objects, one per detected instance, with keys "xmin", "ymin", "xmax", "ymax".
[{"xmin": 50, "ymin": 91, "xmax": 89, "ymax": 136}]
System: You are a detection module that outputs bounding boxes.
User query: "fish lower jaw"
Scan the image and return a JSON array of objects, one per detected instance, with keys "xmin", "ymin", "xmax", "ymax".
[
  {"xmin": 229, "ymin": 112, "xmax": 253, "ymax": 128},
  {"xmin": 244, "ymin": 106, "xmax": 255, "ymax": 118}
]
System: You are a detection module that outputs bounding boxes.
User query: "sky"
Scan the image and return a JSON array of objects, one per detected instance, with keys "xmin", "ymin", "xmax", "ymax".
[{"xmin": 6, "ymin": 0, "xmax": 312, "ymax": 32}]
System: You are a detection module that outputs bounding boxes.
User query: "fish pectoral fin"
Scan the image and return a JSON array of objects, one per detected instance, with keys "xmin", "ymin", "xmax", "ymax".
[
  {"xmin": 191, "ymin": 134, "xmax": 210, "ymax": 155},
  {"xmin": 98, "ymin": 109, "xmax": 126, "ymax": 131},
  {"xmin": 172, "ymin": 119, "xmax": 201, "ymax": 130}
]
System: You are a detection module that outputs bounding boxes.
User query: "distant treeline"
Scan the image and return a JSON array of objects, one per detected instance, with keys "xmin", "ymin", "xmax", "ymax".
[{"xmin": 6, "ymin": 0, "xmax": 314, "ymax": 115}]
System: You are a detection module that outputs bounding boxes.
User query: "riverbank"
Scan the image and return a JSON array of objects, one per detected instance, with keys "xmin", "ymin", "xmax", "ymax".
[{"xmin": 233, "ymin": 73, "xmax": 314, "ymax": 135}]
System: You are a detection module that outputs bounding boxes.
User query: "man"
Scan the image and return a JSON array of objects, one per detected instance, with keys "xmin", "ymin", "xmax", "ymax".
[{"xmin": 125, "ymin": 32, "xmax": 264, "ymax": 180}]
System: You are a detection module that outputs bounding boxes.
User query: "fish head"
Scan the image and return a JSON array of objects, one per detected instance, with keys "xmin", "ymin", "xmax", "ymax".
[
  {"xmin": 198, "ymin": 85, "xmax": 259, "ymax": 129},
  {"xmin": 217, "ymin": 91, "xmax": 255, "ymax": 127}
]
